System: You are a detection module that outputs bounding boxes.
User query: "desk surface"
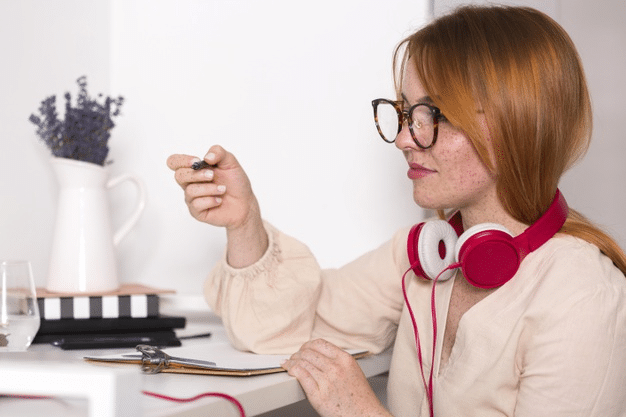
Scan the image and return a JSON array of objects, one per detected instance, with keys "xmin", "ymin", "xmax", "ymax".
[{"xmin": 0, "ymin": 304, "xmax": 392, "ymax": 417}]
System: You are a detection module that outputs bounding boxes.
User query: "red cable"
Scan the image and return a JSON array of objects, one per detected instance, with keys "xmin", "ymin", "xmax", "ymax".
[
  {"xmin": 142, "ymin": 390, "xmax": 245, "ymax": 417},
  {"xmin": 402, "ymin": 267, "xmax": 430, "ymax": 407},
  {"xmin": 402, "ymin": 262, "xmax": 460, "ymax": 417},
  {"xmin": 2, "ymin": 391, "xmax": 246, "ymax": 416}
]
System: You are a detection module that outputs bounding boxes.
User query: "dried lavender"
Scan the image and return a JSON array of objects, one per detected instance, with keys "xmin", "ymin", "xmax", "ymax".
[{"xmin": 28, "ymin": 76, "xmax": 124, "ymax": 166}]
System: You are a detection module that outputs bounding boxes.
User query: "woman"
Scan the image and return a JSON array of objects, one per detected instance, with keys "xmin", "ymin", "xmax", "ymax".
[{"xmin": 167, "ymin": 5, "xmax": 626, "ymax": 416}]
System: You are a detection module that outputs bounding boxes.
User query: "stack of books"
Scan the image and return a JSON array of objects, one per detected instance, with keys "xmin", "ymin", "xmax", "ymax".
[{"xmin": 34, "ymin": 284, "xmax": 186, "ymax": 350}]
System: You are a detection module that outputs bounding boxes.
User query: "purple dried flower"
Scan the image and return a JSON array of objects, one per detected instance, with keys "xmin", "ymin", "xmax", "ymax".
[{"xmin": 28, "ymin": 76, "xmax": 124, "ymax": 166}]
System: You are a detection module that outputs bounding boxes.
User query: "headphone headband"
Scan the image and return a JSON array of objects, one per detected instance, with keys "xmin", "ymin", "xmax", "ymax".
[
  {"xmin": 513, "ymin": 189, "xmax": 568, "ymax": 257},
  {"xmin": 407, "ymin": 189, "xmax": 569, "ymax": 288}
]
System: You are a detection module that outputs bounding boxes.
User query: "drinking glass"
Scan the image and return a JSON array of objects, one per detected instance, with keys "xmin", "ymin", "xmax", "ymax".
[{"xmin": 0, "ymin": 260, "xmax": 40, "ymax": 351}]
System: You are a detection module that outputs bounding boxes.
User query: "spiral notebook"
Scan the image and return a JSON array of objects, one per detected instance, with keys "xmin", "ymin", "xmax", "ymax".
[{"xmin": 84, "ymin": 342, "xmax": 369, "ymax": 376}]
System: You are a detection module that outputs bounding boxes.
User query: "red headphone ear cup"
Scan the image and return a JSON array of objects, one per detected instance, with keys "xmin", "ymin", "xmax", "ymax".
[
  {"xmin": 407, "ymin": 223, "xmax": 427, "ymax": 278},
  {"xmin": 455, "ymin": 224, "xmax": 520, "ymax": 288}
]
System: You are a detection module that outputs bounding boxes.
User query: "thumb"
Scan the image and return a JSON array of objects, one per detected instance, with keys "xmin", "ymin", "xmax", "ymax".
[{"xmin": 204, "ymin": 145, "xmax": 241, "ymax": 170}]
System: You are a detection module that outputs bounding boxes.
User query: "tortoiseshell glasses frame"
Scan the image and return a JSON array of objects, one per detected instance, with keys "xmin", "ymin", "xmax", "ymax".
[{"xmin": 371, "ymin": 98, "xmax": 442, "ymax": 149}]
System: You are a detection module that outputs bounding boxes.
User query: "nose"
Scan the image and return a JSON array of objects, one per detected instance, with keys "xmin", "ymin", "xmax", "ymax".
[{"xmin": 394, "ymin": 121, "xmax": 418, "ymax": 151}]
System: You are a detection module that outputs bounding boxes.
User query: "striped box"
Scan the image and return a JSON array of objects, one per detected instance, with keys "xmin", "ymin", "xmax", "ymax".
[
  {"xmin": 35, "ymin": 284, "xmax": 174, "ymax": 321},
  {"xmin": 37, "ymin": 294, "xmax": 159, "ymax": 320}
]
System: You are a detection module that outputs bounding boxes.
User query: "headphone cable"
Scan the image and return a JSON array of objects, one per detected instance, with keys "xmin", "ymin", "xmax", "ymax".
[
  {"xmin": 402, "ymin": 262, "xmax": 460, "ymax": 417},
  {"xmin": 142, "ymin": 390, "xmax": 245, "ymax": 417}
]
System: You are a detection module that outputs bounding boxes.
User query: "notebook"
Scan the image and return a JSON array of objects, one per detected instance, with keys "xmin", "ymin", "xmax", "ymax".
[
  {"xmin": 36, "ymin": 314, "xmax": 186, "ymax": 335},
  {"xmin": 84, "ymin": 342, "xmax": 369, "ymax": 376}
]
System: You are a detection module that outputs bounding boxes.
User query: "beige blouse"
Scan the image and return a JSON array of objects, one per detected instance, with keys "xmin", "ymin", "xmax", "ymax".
[{"xmin": 205, "ymin": 222, "xmax": 626, "ymax": 416}]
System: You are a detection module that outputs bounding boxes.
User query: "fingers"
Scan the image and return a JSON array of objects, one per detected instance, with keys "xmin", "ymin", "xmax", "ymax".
[
  {"xmin": 167, "ymin": 145, "xmax": 241, "ymax": 186},
  {"xmin": 297, "ymin": 338, "xmax": 348, "ymax": 362},
  {"xmin": 282, "ymin": 339, "xmax": 352, "ymax": 384},
  {"xmin": 167, "ymin": 152, "xmax": 216, "ymax": 188},
  {"xmin": 282, "ymin": 340, "xmax": 380, "ymax": 417},
  {"xmin": 287, "ymin": 365, "xmax": 324, "ymax": 406},
  {"xmin": 166, "ymin": 153, "xmax": 197, "ymax": 171},
  {"xmin": 167, "ymin": 145, "xmax": 257, "ymax": 228},
  {"xmin": 166, "ymin": 145, "xmax": 230, "ymax": 171},
  {"xmin": 177, "ymin": 163, "xmax": 206, "ymax": 183},
  {"xmin": 189, "ymin": 144, "xmax": 240, "ymax": 172},
  {"xmin": 202, "ymin": 144, "xmax": 243, "ymax": 171},
  {"xmin": 166, "ymin": 151, "xmax": 226, "ymax": 219},
  {"xmin": 166, "ymin": 154, "xmax": 205, "ymax": 190},
  {"xmin": 282, "ymin": 344, "xmax": 327, "ymax": 406},
  {"xmin": 185, "ymin": 182, "xmax": 227, "ymax": 212}
]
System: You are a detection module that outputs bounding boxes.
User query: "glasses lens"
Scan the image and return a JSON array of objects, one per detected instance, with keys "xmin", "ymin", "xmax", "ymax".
[
  {"xmin": 410, "ymin": 104, "xmax": 435, "ymax": 148},
  {"xmin": 375, "ymin": 101, "xmax": 400, "ymax": 143}
]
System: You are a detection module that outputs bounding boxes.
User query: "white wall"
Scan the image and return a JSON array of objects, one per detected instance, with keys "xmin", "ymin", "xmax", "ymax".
[
  {"xmin": 558, "ymin": 0, "xmax": 626, "ymax": 247},
  {"xmin": 1, "ymin": 0, "xmax": 429, "ymax": 294},
  {"xmin": 2, "ymin": 0, "xmax": 625, "ymax": 297},
  {"xmin": 0, "ymin": 0, "xmax": 112, "ymax": 286}
]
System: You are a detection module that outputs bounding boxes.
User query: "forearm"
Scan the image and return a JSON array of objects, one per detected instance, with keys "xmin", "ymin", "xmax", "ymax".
[{"xmin": 225, "ymin": 200, "xmax": 268, "ymax": 268}]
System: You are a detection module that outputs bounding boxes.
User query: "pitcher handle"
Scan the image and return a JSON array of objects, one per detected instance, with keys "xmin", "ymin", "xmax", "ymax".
[{"xmin": 107, "ymin": 173, "xmax": 147, "ymax": 246}]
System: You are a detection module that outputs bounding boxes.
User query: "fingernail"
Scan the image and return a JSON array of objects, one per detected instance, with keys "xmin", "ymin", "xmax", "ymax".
[
  {"xmin": 217, "ymin": 185, "xmax": 226, "ymax": 193},
  {"xmin": 204, "ymin": 170, "xmax": 214, "ymax": 179},
  {"xmin": 215, "ymin": 197, "xmax": 223, "ymax": 204},
  {"xmin": 205, "ymin": 152, "xmax": 216, "ymax": 162}
]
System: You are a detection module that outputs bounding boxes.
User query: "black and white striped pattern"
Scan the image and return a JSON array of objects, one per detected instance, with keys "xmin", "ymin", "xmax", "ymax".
[{"xmin": 37, "ymin": 294, "xmax": 159, "ymax": 320}]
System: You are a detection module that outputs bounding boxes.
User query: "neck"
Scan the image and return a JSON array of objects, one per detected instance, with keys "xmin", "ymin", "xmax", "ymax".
[{"xmin": 458, "ymin": 193, "xmax": 527, "ymax": 237}]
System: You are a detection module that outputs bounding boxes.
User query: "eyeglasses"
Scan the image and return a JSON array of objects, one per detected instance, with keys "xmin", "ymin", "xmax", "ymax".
[{"xmin": 371, "ymin": 98, "xmax": 442, "ymax": 149}]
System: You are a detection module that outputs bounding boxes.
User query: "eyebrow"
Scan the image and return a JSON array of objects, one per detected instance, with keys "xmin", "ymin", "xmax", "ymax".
[{"xmin": 401, "ymin": 93, "xmax": 434, "ymax": 106}]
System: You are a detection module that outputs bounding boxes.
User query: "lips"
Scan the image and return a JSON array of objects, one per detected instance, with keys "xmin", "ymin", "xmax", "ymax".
[{"xmin": 407, "ymin": 162, "xmax": 436, "ymax": 180}]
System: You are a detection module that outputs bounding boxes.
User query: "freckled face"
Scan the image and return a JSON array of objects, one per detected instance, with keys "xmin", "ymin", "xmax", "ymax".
[{"xmin": 396, "ymin": 61, "xmax": 496, "ymax": 211}]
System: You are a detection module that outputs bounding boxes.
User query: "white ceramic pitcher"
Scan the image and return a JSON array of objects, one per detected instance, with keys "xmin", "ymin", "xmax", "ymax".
[{"xmin": 46, "ymin": 158, "xmax": 146, "ymax": 293}]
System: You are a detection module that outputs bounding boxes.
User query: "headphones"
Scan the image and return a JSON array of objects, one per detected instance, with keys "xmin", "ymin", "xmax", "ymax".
[{"xmin": 407, "ymin": 190, "xmax": 569, "ymax": 288}]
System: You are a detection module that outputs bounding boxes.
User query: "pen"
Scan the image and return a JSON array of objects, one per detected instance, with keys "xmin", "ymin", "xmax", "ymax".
[
  {"xmin": 191, "ymin": 160, "xmax": 211, "ymax": 170},
  {"xmin": 178, "ymin": 332, "xmax": 212, "ymax": 340}
]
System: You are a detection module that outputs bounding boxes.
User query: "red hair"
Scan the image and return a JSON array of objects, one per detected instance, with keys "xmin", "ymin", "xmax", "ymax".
[{"xmin": 394, "ymin": 5, "xmax": 626, "ymax": 274}]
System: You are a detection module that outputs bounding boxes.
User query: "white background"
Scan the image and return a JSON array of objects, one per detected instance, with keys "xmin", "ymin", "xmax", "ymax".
[{"xmin": 1, "ymin": 0, "xmax": 624, "ymax": 296}]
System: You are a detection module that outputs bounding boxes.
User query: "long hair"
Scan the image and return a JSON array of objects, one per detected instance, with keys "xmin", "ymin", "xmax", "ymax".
[{"xmin": 394, "ymin": 5, "xmax": 626, "ymax": 274}]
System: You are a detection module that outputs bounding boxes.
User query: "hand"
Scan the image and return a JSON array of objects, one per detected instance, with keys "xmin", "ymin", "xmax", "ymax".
[
  {"xmin": 167, "ymin": 145, "xmax": 268, "ymax": 267},
  {"xmin": 282, "ymin": 339, "xmax": 392, "ymax": 417},
  {"xmin": 166, "ymin": 145, "xmax": 258, "ymax": 231}
]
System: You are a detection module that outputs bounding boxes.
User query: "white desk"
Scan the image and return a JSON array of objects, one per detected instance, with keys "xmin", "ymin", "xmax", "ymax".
[{"xmin": 0, "ymin": 304, "xmax": 391, "ymax": 417}]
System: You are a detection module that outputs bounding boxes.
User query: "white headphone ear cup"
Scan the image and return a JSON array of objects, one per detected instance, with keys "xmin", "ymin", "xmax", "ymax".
[
  {"xmin": 417, "ymin": 220, "xmax": 458, "ymax": 281},
  {"xmin": 455, "ymin": 223, "xmax": 513, "ymax": 260}
]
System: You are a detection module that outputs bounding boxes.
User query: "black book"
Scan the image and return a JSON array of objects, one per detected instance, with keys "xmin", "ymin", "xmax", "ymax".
[
  {"xmin": 33, "ymin": 315, "xmax": 187, "ymax": 350},
  {"xmin": 36, "ymin": 314, "xmax": 186, "ymax": 335},
  {"xmin": 35, "ymin": 330, "xmax": 182, "ymax": 350}
]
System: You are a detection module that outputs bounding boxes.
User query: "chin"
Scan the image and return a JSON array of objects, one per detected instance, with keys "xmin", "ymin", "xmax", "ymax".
[
  {"xmin": 412, "ymin": 194, "xmax": 440, "ymax": 211},
  {"xmin": 411, "ymin": 185, "xmax": 454, "ymax": 211}
]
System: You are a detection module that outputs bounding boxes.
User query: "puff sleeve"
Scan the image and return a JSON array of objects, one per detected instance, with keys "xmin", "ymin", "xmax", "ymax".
[{"xmin": 204, "ymin": 221, "xmax": 409, "ymax": 354}]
